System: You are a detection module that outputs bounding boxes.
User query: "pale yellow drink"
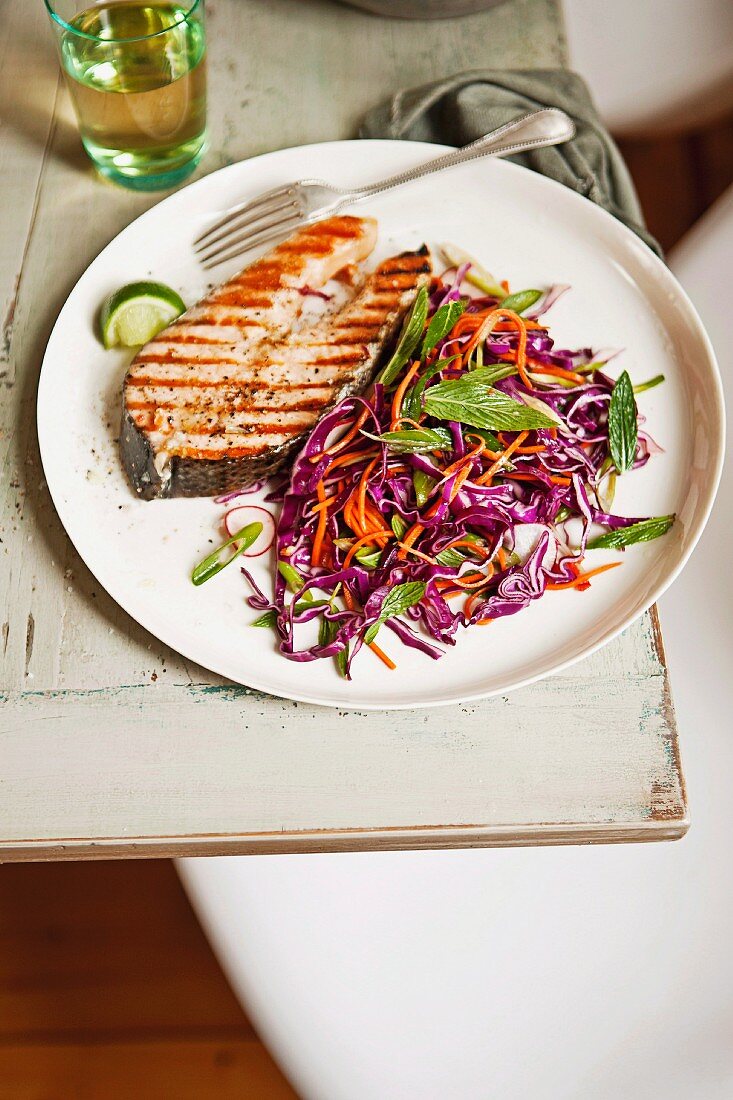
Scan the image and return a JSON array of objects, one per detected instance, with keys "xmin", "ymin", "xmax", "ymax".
[{"xmin": 54, "ymin": 2, "xmax": 206, "ymax": 189}]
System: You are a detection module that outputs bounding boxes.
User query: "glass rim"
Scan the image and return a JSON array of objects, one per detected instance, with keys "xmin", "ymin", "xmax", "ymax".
[{"xmin": 44, "ymin": 0, "xmax": 203, "ymax": 42}]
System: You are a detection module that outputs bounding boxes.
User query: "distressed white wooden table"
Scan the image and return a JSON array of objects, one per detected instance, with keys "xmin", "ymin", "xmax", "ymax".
[{"xmin": 0, "ymin": 0, "xmax": 686, "ymax": 860}]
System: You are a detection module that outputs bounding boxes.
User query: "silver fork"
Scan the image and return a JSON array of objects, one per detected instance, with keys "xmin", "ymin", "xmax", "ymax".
[{"xmin": 194, "ymin": 108, "xmax": 575, "ymax": 269}]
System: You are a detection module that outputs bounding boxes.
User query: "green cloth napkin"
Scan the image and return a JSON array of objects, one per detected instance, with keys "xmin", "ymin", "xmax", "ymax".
[{"xmin": 361, "ymin": 69, "xmax": 661, "ymax": 256}]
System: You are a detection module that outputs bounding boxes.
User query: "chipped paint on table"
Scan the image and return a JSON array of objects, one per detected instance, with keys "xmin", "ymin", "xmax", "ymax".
[{"xmin": 0, "ymin": 0, "xmax": 687, "ymax": 860}]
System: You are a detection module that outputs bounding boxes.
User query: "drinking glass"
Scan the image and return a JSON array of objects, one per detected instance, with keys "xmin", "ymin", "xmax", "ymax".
[{"xmin": 44, "ymin": 0, "xmax": 207, "ymax": 190}]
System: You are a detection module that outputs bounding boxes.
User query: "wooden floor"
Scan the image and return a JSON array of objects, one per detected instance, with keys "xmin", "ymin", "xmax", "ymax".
[
  {"xmin": 1, "ymin": 116, "xmax": 730, "ymax": 1100},
  {"xmin": 0, "ymin": 861, "xmax": 298, "ymax": 1099},
  {"xmin": 618, "ymin": 115, "xmax": 733, "ymax": 251}
]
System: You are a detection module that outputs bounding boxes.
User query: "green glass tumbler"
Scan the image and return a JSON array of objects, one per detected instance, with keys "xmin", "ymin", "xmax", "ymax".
[{"xmin": 44, "ymin": 0, "xmax": 207, "ymax": 190}]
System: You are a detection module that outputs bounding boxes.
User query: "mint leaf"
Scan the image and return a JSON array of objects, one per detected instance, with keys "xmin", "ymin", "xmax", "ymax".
[
  {"xmin": 423, "ymin": 380, "xmax": 556, "ymax": 431},
  {"xmin": 421, "ymin": 300, "xmax": 466, "ymax": 359},
  {"xmin": 377, "ymin": 285, "xmax": 429, "ymax": 386},
  {"xmin": 361, "ymin": 427, "xmax": 454, "ymax": 454},
  {"xmin": 364, "ymin": 581, "xmax": 426, "ymax": 645},
  {"xmin": 403, "ymin": 356, "xmax": 458, "ymax": 421},
  {"xmin": 468, "ymin": 363, "xmax": 518, "ymax": 385},
  {"xmin": 608, "ymin": 370, "xmax": 638, "ymax": 474},
  {"xmin": 435, "ymin": 547, "xmax": 465, "ymax": 567},
  {"xmin": 587, "ymin": 514, "xmax": 675, "ymax": 550}
]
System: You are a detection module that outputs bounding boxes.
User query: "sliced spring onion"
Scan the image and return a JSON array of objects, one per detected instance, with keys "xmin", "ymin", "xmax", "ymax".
[
  {"xmin": 278, "ymin": 560, "xmax": 314, "ymax": 601},
  {"xmin": 192, "ymin": 522, "xmax": 263, "ymax": 586},
  {"xmin": 498, "ymin": 289, "xmax": 543, "ymax": 314},
  {"xmin": 439, "ymin": 243, "xmax": 504, "ymax": 297},
  {"xmin": 633, "ymin": 373, "xmax": 665, "ymax": 394}
]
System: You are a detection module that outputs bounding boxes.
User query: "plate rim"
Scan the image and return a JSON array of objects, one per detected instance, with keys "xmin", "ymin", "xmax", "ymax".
[{"xmin": 37, "ymin": 138, "xmax": 726, "ymax": 710}]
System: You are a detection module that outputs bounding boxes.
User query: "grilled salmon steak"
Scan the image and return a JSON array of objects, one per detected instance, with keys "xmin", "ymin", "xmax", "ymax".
[
  {"xmin": 120, "ymin": 215, "xmax": 377, "ymax": 499},
  {"xmin": 121, "ymin": 223, "xmax": 431, "ymax": 499}
]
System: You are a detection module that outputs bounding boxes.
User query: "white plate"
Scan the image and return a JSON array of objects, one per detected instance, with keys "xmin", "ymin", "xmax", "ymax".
[{"xmin": 37, "ymin": 140, "xmax": 724, "ymax": 710}]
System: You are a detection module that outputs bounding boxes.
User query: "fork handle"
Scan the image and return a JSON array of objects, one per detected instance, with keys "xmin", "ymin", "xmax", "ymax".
[{"xmin": 342, "ymin": 108, "xmax": 575, "ymax": 204}]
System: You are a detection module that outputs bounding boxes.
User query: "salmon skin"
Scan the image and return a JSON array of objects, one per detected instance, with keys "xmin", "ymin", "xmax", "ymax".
[{"xmin": 121, "ymin": 222, "xmax": 431, "ymax": 499}]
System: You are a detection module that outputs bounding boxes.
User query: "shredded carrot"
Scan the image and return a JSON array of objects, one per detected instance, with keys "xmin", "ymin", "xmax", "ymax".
[
  {"xmin": 324, "ymin": 408, "xmax": 370, "ymax": 456},
  {"xmin": 366, "ymin": 638, "xmax": 397, "ymax": 671},
  {"xmin": 398, "ymin": 522, "xmax": 425, "ymax": 558},
  {"xmin": 357, "ymin": 459, "xmax": 379, "ymax": 534},
  {"xmin": 444, "ymin": 538, "xmax": 491, "ymax": 559},
  {"xmin": 390, "ymin": 359, "xmax": 423, "ymax": 429},
  {"xmin": 310, "ymin": 494, "xmax": 337, "ymax": 514},
  {"xmin": 343, "ymin": 496, "xmax": 365, "ymax": 538},
  {"xmin": 324, "ymin": 448, "xmax": 379, "ymax": 477},
  {"xmin": 436, "ymin": 572, "xmax": 488, "ymax": 592},
  {"xmin": 527, "ymin": 361, "xmax": 586, "ymax": 385},
  {"xmin": 496, "ymin": 547, "xmax": 507, "ymax": 571},
  {"xmin": 442, "ymin": 439, "xmax": 486, "ymax": 477},
  {"xmin": 311, "ymin": 481, "xmax": 328, "ymax": 567},
  {"xmin": 390, "ymin": 416, "xmax": 423, "ymax": 432},
  {"xmin": 364, "ymin": 500, "xmax": 390, "ymax": 537},
  {"xmin": 449, "ymin": 314, "xmax": 486, "ymax": 340},
  {"xmin": 502, "ymin": 470, "xmax": 572, "ymax": 488},
  {"xmin": 464, "ymin": 592, "xmax": 480, "ymax": 618},
  {"xmin": 545, "ymin": 561, "xmax": 621, "ymax": 590},
  {"xmin": 439, "ymin": 465, "xmax": 469, "ymax": 505},
  {"xmin": 462, "ymin": 308, "xmax": 532, "ymax": 389},
  {"xmin": 494, "ymin": 319, "xmax": 544, "ymax": 331},
  {"xmin": 464, "ymin": 579, "xmax": 496, "ymax": 619},
  {"xmin": 397, "ymin": 542, "xmax": 438, "ymax": 565},
  {"xmin": 342, "ymin": 530, "xmax": 392, "ymax": 570},
  {"xmin": 343, "ymin": 584, "xmax": 396, "ymax": 670},
  {"xmin": 476, "ymin": 431, "xmax": 529, "ymax": 485}
]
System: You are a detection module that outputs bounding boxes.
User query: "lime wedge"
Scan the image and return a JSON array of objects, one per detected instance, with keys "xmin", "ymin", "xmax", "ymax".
[{"xmin": 100, "ymin": 281, "xmax": 186, "ymax": 348}]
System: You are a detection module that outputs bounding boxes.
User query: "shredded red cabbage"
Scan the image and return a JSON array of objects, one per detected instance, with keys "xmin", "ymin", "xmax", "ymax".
[{"xmin": 234, "ymin": 265, "xmax": 669, "ymax": 678}]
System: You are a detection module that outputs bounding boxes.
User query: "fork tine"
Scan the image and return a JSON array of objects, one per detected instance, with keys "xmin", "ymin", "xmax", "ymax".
[
  {"xmin": 201, "ymin": 213, "xmax": 306, "ymax": 269},
  {"xmin": 198, "ymin": 201, "xmax": 304, "ymax": 265},
  {"xmin": 192, "ymin": 183, "xmax": 296, "ymax": 249},
  {"xmin": 198, "ymin": 210, "xmax": 300, "ymax": 266},
  {"xmin": 195, "ymin": 194, "xmax": 301, "ymax": 256}
]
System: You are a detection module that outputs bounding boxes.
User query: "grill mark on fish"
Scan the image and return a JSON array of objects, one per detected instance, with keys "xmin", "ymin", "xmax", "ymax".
[
  {"xmin": 159, "ymin": 334, "xmax": 240, "ymax": 345},
  {"xmin": 174, "ymin": 312, "xmax": 267, "ymax": 327},
  {"xmin": 133, "ymin": 354, "xmax": 243, "ymax": 366},
  {"xmin": 127, "ymin": 379, "xmax": 335, "ymax": 392},
  {"xmin": 174, "ymin": 446, "xmax": 271, "ymax": 459},
  {"xmin": 133, "ymin": 412, "xmax": 318, "ymax": 436},
  {"xmin": 121, "ymin": 231, "xmax": 430, "ymax": 499},
  {"xmin": 128, "ymin": 397, "xmax": 328, "ymax": 413}
]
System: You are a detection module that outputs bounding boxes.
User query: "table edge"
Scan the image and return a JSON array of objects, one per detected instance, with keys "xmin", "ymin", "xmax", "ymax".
[{"xmin": 0, "ymin": 816, "xmax": 690, "ymax": 862}]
